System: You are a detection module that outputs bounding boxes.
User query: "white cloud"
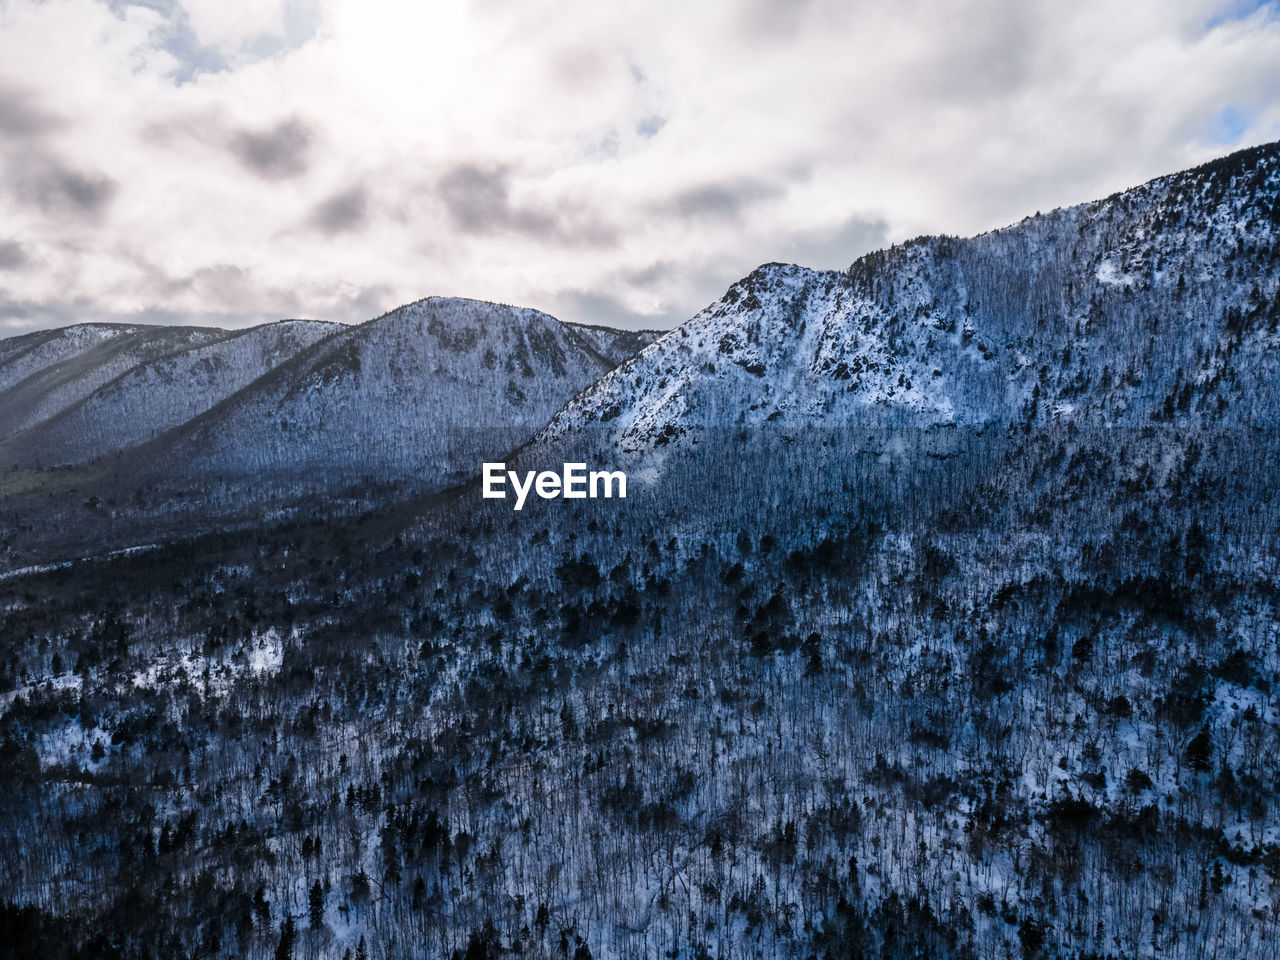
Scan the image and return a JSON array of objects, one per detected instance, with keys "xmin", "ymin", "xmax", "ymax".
[{"xmin": 0, "ymin": 0, "xmax": 1277, "ymax": 335}]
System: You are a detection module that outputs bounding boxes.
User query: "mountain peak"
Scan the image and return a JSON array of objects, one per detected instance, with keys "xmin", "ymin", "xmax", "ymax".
[{"xmin": 538, "ymin": 143, "xmax": 1280, "ymax": 454}]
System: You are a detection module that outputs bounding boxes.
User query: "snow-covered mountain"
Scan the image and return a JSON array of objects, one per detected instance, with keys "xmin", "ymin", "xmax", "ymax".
[
  {"xmin": 0, "ymin": 320, "xmax": 339, "ymax": 468},
  {"xmin": 0, "ymin": 323, "xmax": 140, "ymax": 395},
  {"xmin": 539, "ymin": 142, "xmax": 1280, "ymax": 452},
  {"xmin": 0, "ymin": 301, "xmax": 658, "ymax": 485},
  {"xmin": 128, "ymin": 297, "xmax": 660, "ymax": 489},
  {"xmin": 558, "ymin": 320, "xmax": 657, "ymax": 368},
  {"xmin": 4, "ymin": 143, "xmax": 1280, "ymax": 960},
  {"xmin": 0, "ymin": 323, "xmax": 233, "ymax": 440}
]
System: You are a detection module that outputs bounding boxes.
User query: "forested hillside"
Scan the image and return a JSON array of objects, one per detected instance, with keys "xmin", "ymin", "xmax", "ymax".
[{"xmin": 1, "ymin": 143, "xmax": 1279, "ymax": 960}]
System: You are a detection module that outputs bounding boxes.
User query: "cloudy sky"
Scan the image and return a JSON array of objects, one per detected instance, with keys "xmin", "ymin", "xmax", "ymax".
[{"xmin": 0, "ymin": 0, "xmax": 1278, "ymax": 335}]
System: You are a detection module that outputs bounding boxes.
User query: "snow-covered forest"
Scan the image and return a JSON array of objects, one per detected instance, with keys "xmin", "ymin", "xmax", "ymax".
[{"xmin": 1, "ymin": 142, "xmax": 1279, "ymax": 959}]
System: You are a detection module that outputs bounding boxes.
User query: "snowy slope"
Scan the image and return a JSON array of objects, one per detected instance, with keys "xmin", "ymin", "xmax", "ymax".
[
  {"xmin": 539, "ymin": 142, "xmax": 1280, "ymax": 452},
  {"xmin": 537, "ymin": 262, "xmax": 965, "ymax": 453},
  {"xmin": 0, "ymin": 324, "xmax": 234, "ymax": 439},
  {"xmin": 140, "ymin": 297, "xmax": 658, "ymax": 488},
  {"xmin": 561, "ymin": 321, "xmax": 664, "ymax": 368},
  {"xmin": 0, "ymin": 320, "xmax": 340, "ymax": 468},
  {"xmin": 0, "ymin": 323, "xmax": 145, "ymax": 396}
]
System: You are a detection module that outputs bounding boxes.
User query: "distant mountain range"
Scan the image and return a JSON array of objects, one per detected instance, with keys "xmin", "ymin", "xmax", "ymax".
[
  {"xmin": 0, "ymin": 320, "xmax": 339, "ymax": 468},
  {"xmin": 3, "ymin": 143, "xmax": 1276, "ymax": 503},
  {"xmin": 0, "ymin": 303, "xmax": 655, "ymax": 480}
]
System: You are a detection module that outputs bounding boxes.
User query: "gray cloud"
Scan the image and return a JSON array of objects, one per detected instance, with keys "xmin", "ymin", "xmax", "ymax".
[
  {"xmin": 344, "ymin": 284, "xmax": 395, "ymax": 322},
  {"xmin": 622, "ymin": 260, "xmax": 677, "ymax": 290},
  {"xmin": 911, "ymin": 2, "xmax": 1036, "ymax": 102},
  {"xmin": 438, "ymin": 164, "xmax": 616, "ymax": 247},
  {"xmin": 552, "ymin": 289, "xmax": 679, "ymax": 331},
  {"xmin": 0, "ymin": 84, "xmax": 61, "ymax": 137},
  {"xmin": 14, "ymin": 160, "xmax": 118, "ymax": 218},
  {"xmin": 230, "ymin": 118, "xmax": 313, "ymax": 179},
  {"xmin": 45, "ymin": 167, "xmax": 117, "ymax": 213},
  {"xmin": 668, "ymin": 179, "xmax": 783, "ymax": 222},
  {"xmin": 439, "ymin": 165, "xmax": 549, "ymax": 235},
  {"xmin": 0, "ymin": 242, "xmax": 29, "ymax": 270},
  {"xmin": 550, "ymin": 256, "xmax": 751, "ymax": 330},
  {"xmin": 436, "ymin": 165, "xmax": 500, "ymax": 232},
  {"xmin": 190, "ymin": 264, "xmax": 258, "ymax": 310},
  {"xmin": 736, "ymin": 0, "xmax": 818, "ymax": 41},
  {"xmin": 0, "ymin": 295, "xmax": 88, "ymax": 332},
  {"xmin": 311, "ymin": 184, "xmax": 368, "ymax": 234},
  {"xmin": 779, "ymin": 214, "xmax": 890, "ymax": 271}
]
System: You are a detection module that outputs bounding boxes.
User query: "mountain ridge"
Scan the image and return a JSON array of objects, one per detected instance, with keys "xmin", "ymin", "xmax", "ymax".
[
  {"xmin": 113, "ymin": 296, "xmax": 661, "ymax": 492},
  {"xmin": 0, "ymin": 319, "xmax": 341, "ymax": 469},
  {"xmin": 534, "ymin": 139, "xmax": 1280, "ymax": 456},
  {"xmin": 0, "ymin": 141, "xmax": 1275, "ymax": 552}
]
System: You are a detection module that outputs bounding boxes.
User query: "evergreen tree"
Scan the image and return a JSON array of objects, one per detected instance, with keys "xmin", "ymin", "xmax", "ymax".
[
  {"xmin": 253, "ymin": 885, "xmax": 270, "ymax": 926},
  {"xmin": 274, "ymin": 916, "xmax": 295, "ymax": 960},
  {"xmin": 1186, "ymin": 726, "xmax": 1213, "ymax": 774},
  {"xmin": 309, "ymin": 880, "xmax": 324, "ymax": 930}
]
